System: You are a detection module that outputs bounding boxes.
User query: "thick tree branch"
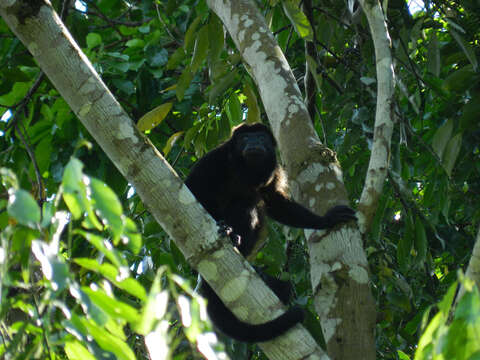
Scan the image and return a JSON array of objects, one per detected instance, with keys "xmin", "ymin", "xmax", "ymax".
[
  {"xmin": 206, "ymin": 1, "xmax": 376, "ymax": 359},
  {"xmin": 357, "ymin": 0, "xmax": 396, "ymax": 234},
  {"xmin": 0, "ymin": 2, "xmax": 305, "ymax": 359},
  {"xmin": 457, "ymin": 225, "xmax": 480, "ymax": 301}
]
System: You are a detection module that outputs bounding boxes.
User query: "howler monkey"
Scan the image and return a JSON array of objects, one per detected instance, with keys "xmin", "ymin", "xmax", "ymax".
[{"xmin": 185, "ymin": 123, "xmax": 356, "ymax": 342}]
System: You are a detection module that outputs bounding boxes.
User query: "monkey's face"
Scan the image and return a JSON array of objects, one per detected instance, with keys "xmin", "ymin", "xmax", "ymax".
[{"xmin": 234, "ymin": 131, "xmax": 276, "ymax": 167}]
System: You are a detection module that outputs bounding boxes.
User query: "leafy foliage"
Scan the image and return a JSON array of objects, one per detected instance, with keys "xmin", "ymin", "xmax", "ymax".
[
  {"xmin": 0, "ymin": 159, "xmax": 224, "ymax": 359},
  {"xmin": 0, "ymin": 0, "xmax": 479, "ymax": 359}
]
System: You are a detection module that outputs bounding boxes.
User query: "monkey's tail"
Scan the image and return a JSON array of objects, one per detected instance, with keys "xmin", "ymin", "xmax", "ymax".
[{"xmin": 206, "ymin": 294, "xmax": 304, "ymax": 342}]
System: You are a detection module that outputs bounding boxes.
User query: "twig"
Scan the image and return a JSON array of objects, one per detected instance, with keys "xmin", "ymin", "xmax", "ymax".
[
  {"xmin": 14, "ymin": 122, "xmax": 45, "ymax": 206},
  {"xmin": 5, "ymin": 72, "xmax": 45, "ymax": 131}
]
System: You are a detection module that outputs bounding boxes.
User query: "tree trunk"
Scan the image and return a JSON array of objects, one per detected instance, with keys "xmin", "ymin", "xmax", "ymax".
[
  {"xmin": 0, "ymin": 1, "xmax": 329, "ymax": 359},
  {"xmin": 206, "ymin": 1, "xmax": 377, "ymax": 359}
]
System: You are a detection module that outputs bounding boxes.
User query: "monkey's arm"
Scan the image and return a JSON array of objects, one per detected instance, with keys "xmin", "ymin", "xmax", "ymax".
[{"xmin": 262, "ymin": 185, "xmax": 356, "ymax": 229}]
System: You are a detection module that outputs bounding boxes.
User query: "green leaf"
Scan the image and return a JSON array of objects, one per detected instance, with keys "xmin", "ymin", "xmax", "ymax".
[
  {"xmin": 74, "ymin": 258, "xmax": 146, "ymax": 300},
  {"xmin": 397, "ymin": 212, "xmax": 414, "ymax": 270},
  {"xmin": 124, "ymin": 217, "xmax": 142, "ymax": 254},
  {"xmin": 70, "ymin": 286, "xmax": 109, "ymax": 325},
  {"xmin": 432, "ymin": 119, "xmax": 453, "ymax": 160},
  {"xmin": 191, "ymin": 25, "xmax": 209, "ymax": 73},
  {"xmin": 397, "ymin": 350, "xmax": 410, "ymax": 360},
  {"xmin": 74, "ymin": 230, "xmax": 126, "ymax": 267},
  {"xmin": 243, "ymin": 83, "xmax": 260, "ymax": 124},
  {"xmin": 163, "ymin": 131, "xmax": 184, "ymax": 157},
  {"xmin": 0, "ymin": 167, "xmax": 19, "ymax": 190},
  {"xmin": 184, "ymin": 15, "xmax": 202, "ymax": 53},
  {"xmin": 62, "ymin": 158, "xmax": 86, "ymax": 216},
  {"xmin": 460, "ymin": 94, "xmax": 480, "ymax": 131},
  {"xmin": 62, "ymin": 158, "xmax": 103, "ymax": 229},
  {"xmin": 414, "ymin": 217, "xmax": 427, "ymax": 265},
  {"xmin": 31, "ymin": 240, "xmax": 69, "ymax": 291},
  {"xmin": 166, "ymin": 47, "xmax": 186, "ymax": 70},
  {"xmin": 125, "ymin": 38, "xmax": 145, "ymax": 48},
  {"xmin": 176, "ymin": 67, "xmax": 194, "ymax": 101},
  {"xmin": 136, "ymin": 269, "xmax": 168, "ymax": 335},
  {"xmin": 137, "ymin": 103, "xmax": 173, "ymax": 132},
  {"xmin": 443, "ymin": 133, "xmax": 462, "ymax": 176},
  {"xmin": 86, "ymin": 33, "xmax": 102, "ymax": 49},
  {"xmin": 65, "ymin": 341, "xmax": 96, "ymax": 360},
  {"xmin": 282, "ymin": 0, "xmax": 313, "ymax": 41},
  {"xmin": 35, "ymin": 135, "xmax": 53, "ymax": 175},
  {"xmin": 7, "ymin": 189, "xmax": 40, "ymax": 227},
  {"xmin": 208, "ymin": 13, "xmax": 224, "ymax": 63},
  {"xmin": 80, "ymin": 317, "xmax": 136, "ymax": 360},
  {"xmin": 0, "ymin": 82, "xmax": 30, "ymax": 107},
  {"xmin": 449, "ymin": 29, "xmax": 478, "ymax": 71},
  {"xmin": 82, "ymin": 286, "xmax": 140, "ymax": 324},
  {"xmin": 208, "ymin": 69, "xmax": 239, "ymax": 103},
  {"xmin": 90, "ymin": 177, "xmax": 124, "ymax": 242},
  {"xmin": 427, "ymin": 32, "xmax": 440, "ymax": 77},
  {"xmin": 225, "ymin": 93, "xmax": 242, "ymax": 124},
  {"xmin": 443, "ymin": 65, "xmax": 478, "ymax": 93}
]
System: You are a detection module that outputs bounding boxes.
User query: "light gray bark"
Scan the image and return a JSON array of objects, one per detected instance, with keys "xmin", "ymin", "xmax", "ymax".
[
  {"xmin": 206, "ymin": 1, "xmax": 376, "ymax": 359},
  {"xmin": 357, "ymin": 0, "xmax": 396, "ymax": 234}
]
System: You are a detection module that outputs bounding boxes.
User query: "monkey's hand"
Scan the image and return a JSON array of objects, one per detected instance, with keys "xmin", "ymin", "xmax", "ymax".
[
  {"xmin": 323, "ymin": 205, "xmax": 357, "ymax": 228},
  {"xmin": 217, "ymin": 220, "xmax": 242, "ymax": 247}
]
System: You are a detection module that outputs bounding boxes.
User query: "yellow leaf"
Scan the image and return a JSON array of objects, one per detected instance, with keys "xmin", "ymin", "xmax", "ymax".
[
  {"xmin": 163, "ymin": 131, "xmax": 184, "ymax": 157},
  {"xmin": 137, "ymin": 103, "xmax": 173, "ymax": 132}
]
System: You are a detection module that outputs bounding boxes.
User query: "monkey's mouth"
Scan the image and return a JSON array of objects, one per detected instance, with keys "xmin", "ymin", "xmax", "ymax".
[
  {"xmin": 243, "ymin": 148, "xmax": 265, "ymax": 158},
  {"xmin": 243, "ymin": 152, "xmax": 266, "ymax": 164}
]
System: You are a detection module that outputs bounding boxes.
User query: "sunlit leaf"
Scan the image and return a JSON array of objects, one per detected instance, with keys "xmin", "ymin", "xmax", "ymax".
[
  {"xmin": 136, "ymin": 269, "xmax": 169, "ymax": 335},
  {"xmin": 82, "ymin": 286, "xmax": 140, "ymax": 324},
  {"xmin": 137, "ymin": 102, "xmax": 173, "ymax": 132},
  {"xmin": 74, "ymin": 230, "xmax": 126, "ymax": 267},
  {"xmin": 31, "ymin": 240, "xmax": 69, "ymax": 291},
  {"xmin": 86, "ymin": 33, "xmax": 102, "ymax": 49},
  {"xmin": 7, "ymin": 189, "xmax": 40, "ymax": 227},
  {"xmin": 125, "ymin": 38, "xmax": 145, "ymax": 48},
  {"xmin": 65, "ymin": 341, "xmax": 96, "ymax": 360},
  {"xmin": 225, "ymin": 93, "xmax": 242, "ymax": 124},
  {"xmin": 74, "ymin": 258, "xmax": 146, "ymax": 301},
  {"xmin": 89, "ymin": 177, "xmax": 124, "ymax": 243},
  {"xmin": 243, "ymin": 83, "xmax": 260, "ymax": 124},
  {"xmin": 163, "ymin": 131, "xmax": 184, "ymax": 157},
  {"xmin": 80, "ymin": 317, "xmax": 136, "ymax": 360},
  {"xmin": 282, "ymin": 0, "xmax": 313, "ymax": 41}
]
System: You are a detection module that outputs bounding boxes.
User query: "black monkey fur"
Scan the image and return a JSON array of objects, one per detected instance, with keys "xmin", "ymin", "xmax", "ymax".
[{"xmin": 185, "ymin": 123, "xmax": 356, "ymax": 342}]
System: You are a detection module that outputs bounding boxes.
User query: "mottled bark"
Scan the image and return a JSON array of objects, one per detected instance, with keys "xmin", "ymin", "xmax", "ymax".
[
  {"xmin": 357, "ymin": 0, "xmax": 396, "ymax": 234},
  {"xmin": 207, "ymin": 1, "xmax": 376, "ymax": 359}
]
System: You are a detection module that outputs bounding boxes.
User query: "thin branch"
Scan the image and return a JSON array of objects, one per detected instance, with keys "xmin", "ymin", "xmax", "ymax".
[
  {"xmin": 14, "ymin": 122, "xmax": 45, "ymax": 205},
  {"xmin": 155, "ymin": 2, "xmax": 181, "ymax": 45},
  {"xmin": 5, "ymin": 72, "xmax": 44, "ymax": 131}
]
